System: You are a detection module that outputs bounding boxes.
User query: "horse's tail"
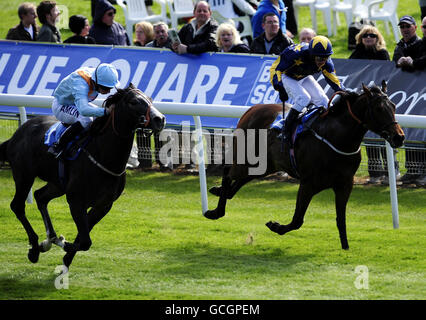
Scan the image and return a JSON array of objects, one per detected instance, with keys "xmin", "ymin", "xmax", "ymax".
[{"xmin": 0, "ymin": 140, "xmax": 9, "ymax": 163}]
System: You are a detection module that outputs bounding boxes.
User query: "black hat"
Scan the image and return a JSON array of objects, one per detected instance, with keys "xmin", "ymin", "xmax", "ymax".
[{"xmin": 398, "ymin": 15, "xmax": 416, "ymax": 26}]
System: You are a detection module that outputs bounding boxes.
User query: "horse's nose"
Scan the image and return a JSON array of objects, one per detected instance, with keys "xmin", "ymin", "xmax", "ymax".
[
  {"xmin": 152, "ymin": 115, "xmax": 165, "ymax": 132},
  {"xmin": 392, "ymin": 134, "xmax": 405, "ymax": 148}
]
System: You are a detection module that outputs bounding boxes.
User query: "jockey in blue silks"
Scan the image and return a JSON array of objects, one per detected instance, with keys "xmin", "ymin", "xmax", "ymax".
[
  {"xmin": 270, "ymin": 35, "xmax": 345, "ymax": 147},
  {"xmin": 48, "ymin": 63, "xmax": 120, "ymax": 158}
]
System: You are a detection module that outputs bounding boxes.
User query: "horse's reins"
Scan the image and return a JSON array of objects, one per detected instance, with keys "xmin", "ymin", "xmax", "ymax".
[{"xmin": 81, "ymin": 90, "xmax": 152, "ymax": 177}]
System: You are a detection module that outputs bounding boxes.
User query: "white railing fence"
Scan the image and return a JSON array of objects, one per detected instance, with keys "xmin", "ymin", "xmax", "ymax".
[{"xmin": 0, "ymin": 93, "xmax": 425, "ymax": 229}]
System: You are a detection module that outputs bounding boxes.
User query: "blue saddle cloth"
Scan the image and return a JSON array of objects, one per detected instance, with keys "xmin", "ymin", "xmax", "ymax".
[
  {"xmin": 44, "ymin": 122, "xmax": 87, "ymax": 161},
  {"xmin": 270, "ymin": 106, "xmax": 323, "ymax": 139},
  {"xmin": 44, "ymin": 122, "xmax": 67, "ymax": 147}
]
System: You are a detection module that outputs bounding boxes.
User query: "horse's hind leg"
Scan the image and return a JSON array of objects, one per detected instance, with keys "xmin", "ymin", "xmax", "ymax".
[
  {"xmin": 63, "ymin": 203, "xmax": 113, "ymax": 268},
  {"xmin": 10, "ymin": 176, "xmax": 40, "ymax": 263},
  {"xmin": 204, "ymin": 171, "xmax": 232, "ymax": 220},
  {"xmin": 266, "ymin": 183, "xmax": 315, "ymax": 236},
  {"xmin": 34, "ymin": 183, "xmax": 65, "ymax": 252}
]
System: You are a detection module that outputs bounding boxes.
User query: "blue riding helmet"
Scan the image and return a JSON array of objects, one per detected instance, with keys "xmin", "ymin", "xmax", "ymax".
[
  {"xmin": 309, "ymin": 36, "xmax": 333, "ymax": 57},
  {"xmin": 93, "ymin": 63, "xmax": 120, "ymax": 88}
]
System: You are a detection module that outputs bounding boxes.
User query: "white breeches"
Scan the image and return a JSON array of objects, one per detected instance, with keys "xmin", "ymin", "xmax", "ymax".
[
  {"xmin": 52, "ymin": 97, "xmax": 93, "ymax": 128},
  {"xmin": 282, "ymin": 75, "xmax": 329, "ymax": 112}
]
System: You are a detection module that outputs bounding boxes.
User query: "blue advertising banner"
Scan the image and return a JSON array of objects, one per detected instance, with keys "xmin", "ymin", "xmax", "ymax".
[{"xmin": 0, "ymin": 41, "xmax": 424, "ymax": 140}]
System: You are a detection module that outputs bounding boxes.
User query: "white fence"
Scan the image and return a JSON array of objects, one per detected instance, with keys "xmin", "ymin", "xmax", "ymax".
[{"xmin": 0, "ymin": 93, "xmax": 425, "ymax": 229}]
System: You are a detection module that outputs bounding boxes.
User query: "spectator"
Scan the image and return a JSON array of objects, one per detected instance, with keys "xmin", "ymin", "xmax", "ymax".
[
  {"xmin": 392, "ymin": 15, "xmax": 426, "ymax": 185},
  {"xmin": 215, "ymin": 22, "xmax": 250, "ymax": 53},
  {"xmin": 251, "ymin": 0, "xmax": 287, "ymax": 39},
  {"xmin": 89, "ymin": 0, "xmax": 130, "ymax": 46},
  {"xmin": 64, "ymin": 15, "xmax": 96, "ymax": 44},
  {"xmin": 393, "ymin": 15, "xmax": 422, "ymax": 71},
  {"xmin": 36, "ymin": 0, "xmax": 61, "ymax": 43},
  {"xmin": 349, "ymin": 25, "xmax": 390, "ymax": 60},
  {"xmin": 298, "ymin": 27, "xmax": 316, "ymax": 44},
  {"xmin": 206, "ymin": 0, "xmax": 256, "ymax": 33},
  {"xmin": 348, "ymin": 26, "xmax": 397, "ymax": 184},
  {"xmin": 420, "ymin": 0, "xmax": 426, "ymax": 20},
  {"xmin": 395, "ymin": 16, "xmax": 426, "ymax": 70},
  {"xmin": 284, "ymin": 0, "xmax": 297, "ymax": 36},
  {"xmin": 250, "ymin": 12, "xmax": 293, "ymax": 54},
  {"xmin": 146, "ymin": 22, "xmax": 172, "ymax": 49},
  {"xmin": 6, "ymin": 2, "xmax": 39, "ymax": 41},
  {"xmin": 134, "ymin": 21, "xmax": 154, "ymax": 46},
  {"xmin": 173, "ymin": 1, "xmax": 219, "ymax": 54}
]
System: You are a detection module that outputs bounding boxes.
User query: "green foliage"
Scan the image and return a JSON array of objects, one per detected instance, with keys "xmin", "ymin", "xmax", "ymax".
[{"xmin": 0, "ymin": 169, "xmax": 424, "ymax": 299}]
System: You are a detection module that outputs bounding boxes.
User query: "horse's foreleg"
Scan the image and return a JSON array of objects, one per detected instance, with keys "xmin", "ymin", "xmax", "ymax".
[
  {"xmin": 63, "ymin": 203, "xmax": 113, "ymax": 268},
  {"xmin": 64, "ymin": 200, "xmax": 91, "ymax": 252},
  {"xmin": 266, "ymin": 183, "xmax": 314, "ymax": 235},
  {"xmin": 333, "ymin": 183, "xmax": 353, "ymax": 250},
  {"xmin": 34, "ymin": 184, "xmax": 64, "ymax": 252}
]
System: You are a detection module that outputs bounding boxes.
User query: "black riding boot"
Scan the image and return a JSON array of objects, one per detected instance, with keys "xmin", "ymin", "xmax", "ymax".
[
  {"xmin": 282, "ymin": 108, "xmax": 300, "ymax": 148},
  {"xmin": 48, "ymin": 121, "xmax": 84, "ymax": 159}
]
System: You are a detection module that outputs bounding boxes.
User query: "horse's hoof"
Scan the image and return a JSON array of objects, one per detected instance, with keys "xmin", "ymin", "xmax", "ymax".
[
  {"xmin": 39, "ymin": 239, "xmax": 52, "ymax": 252},
  {"xmin": 28, "ymin": 247, "xmax": 40, "ymax": 263},
  {"xmin": 265, "ymin": 221, "xmax": 286, "ymax": 235},
  {"xmin": 209, "ymin": 186, "xmax": 222, "ymax": 197},
  {"xmin": 203, "ymin": 209, "xmax": 224, "ymax": 220}
]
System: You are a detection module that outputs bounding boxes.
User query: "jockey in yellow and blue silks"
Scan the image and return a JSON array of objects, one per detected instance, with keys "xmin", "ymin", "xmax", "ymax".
[
  {"xmin": 270, "ymin": 35, "xmax": 344, "ymax": 147},
  {"xmin": 48, "ymin": 63, "xmax": 120, "ymax": 158}
]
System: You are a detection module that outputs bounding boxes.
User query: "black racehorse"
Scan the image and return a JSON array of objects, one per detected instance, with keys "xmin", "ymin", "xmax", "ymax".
[
  {"xmin": 0, "ymin": 84, "xmax": 165, "ymax": 270},
  {"xmin": 205, "ymin": 81, "xmax": 405, "ymax": 250}
]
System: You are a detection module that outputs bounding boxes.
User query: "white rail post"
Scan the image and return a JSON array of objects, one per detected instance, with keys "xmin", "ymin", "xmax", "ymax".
[
  {"xmin": 193, "ymin": 116, "xmax": 208, "ymax": 215},
  {"xmin": 385, "ymin": 142, "xmax": 399, "ymax": 229},
  {"xmin": 18, "ymin": 106, "xmax": 33, "ymax": 204}
]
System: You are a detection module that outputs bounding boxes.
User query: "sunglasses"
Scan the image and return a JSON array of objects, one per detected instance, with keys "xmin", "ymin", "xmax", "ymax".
[
  {"xmin": 362, "ymin": 33, "xmax": 378, "ymax": 38},
  {"xmin": 399, "ymin": 24, "xmax": 413, "ymax": 29},
  {"xmin": 422, "ymin": 25, "xmax": 426, "ymax": 29},
  {"xmin": 106, "ymin": 11, "xmax": 115, "ymax": 17}
]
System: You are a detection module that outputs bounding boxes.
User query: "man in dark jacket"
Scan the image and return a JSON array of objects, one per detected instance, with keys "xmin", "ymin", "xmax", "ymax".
[
  {"xmin": 172, "ymin": 1, "xmax": 218, "ymax": 54},
  {"xmin": 36, "ymin": 1, "xmax": 61, "ymax": 43},
  {"xmin": 250, "ymin": 12, "xmax": 293, "ymax": 55},
  {"xmin": 6, "ymin": 2, "xmax": 39, "ymax": 41},
  {"xmin": 393, "ymin": 15, "xmax": 423, "ymax": 71},
  {"xmin": 89, "ymin": 0, "xmax": 130, "ymax": 46}
]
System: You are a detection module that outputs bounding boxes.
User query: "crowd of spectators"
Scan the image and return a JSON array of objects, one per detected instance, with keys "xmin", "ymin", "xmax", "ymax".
[{"xmin": 4, "ymin": 0, "xmax": 426, "ymax": 184}]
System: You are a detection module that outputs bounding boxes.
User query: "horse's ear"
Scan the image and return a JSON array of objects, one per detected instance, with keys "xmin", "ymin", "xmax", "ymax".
[
  {"xmin": 381, "ymin": 80, "xmax": 387, "ymax": 93},
  {"xmin": 362, "ymin": 83, "xmax": 372, "ymax": 97},
  {"xmin": 128, "ymin": 82, "xmax": 135, "ymax": 89}
]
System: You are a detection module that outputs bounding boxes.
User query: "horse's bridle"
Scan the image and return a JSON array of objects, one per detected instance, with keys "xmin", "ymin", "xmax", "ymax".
[
  {"xmin": 326, "ymin": 91, "xmax": 398, "ymax": 136},
  {"xmin": 101, "ymin": 90, "xmax": 152, "ymax": 138}
]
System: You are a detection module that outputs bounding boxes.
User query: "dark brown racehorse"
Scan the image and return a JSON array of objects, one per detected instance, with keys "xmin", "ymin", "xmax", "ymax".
[
  {"xmin": 0, "ymin": 84, "xmax": 165, "ymax": 270},
  {"xmin": 205, "ymin": 81, "xmax": 405, "ymax": 250}
]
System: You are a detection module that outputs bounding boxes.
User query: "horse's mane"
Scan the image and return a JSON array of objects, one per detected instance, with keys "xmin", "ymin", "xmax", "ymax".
[{"xmin": 89, "ymin": 84, "xmax": 152, "ymax": 135}]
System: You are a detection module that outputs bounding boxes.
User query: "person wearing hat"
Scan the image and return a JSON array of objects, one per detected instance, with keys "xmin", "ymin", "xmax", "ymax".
[
  {"xmin": 48, "ymin": 63, "xmax": 120, "ymax": 158},
  {"xmin": 270, "ymin": 36, "xmax": 345, "ymax": 147},
  {"xmin": 393, "ymin": 15, "xmax": 423, "ymax": 70}
]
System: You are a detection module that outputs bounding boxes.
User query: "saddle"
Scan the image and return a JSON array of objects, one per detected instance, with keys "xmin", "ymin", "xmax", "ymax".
[
  {"xmin": 44, "ymin": 122, "xmax": 88, "ymax": 161},
  {"xmin": 271, "ymin": 105, "xmax": 325, "ymax": 144},
  {"xmin": 270, "ymin": 106, "xmax": 325, "ymax": 178}
]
